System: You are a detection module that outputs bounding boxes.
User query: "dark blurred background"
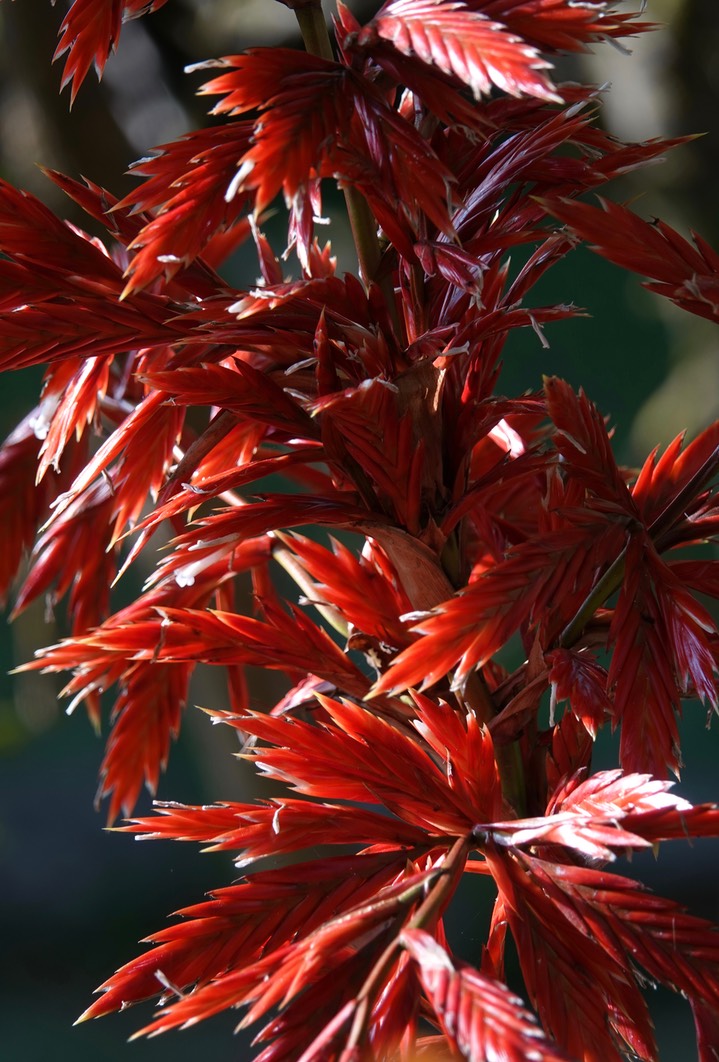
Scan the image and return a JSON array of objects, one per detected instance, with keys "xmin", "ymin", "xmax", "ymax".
[{"xmin": 0, "ymin": 1, "xmax": 718, "ymax": 1058}]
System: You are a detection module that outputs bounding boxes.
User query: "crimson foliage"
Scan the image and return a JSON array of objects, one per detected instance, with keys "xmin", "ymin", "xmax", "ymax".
[{"xmin": 3, "ymin": 1, "xmax": 719, "ymax": 1058}]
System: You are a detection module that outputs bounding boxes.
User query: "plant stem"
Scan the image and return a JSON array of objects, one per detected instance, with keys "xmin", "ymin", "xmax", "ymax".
[
  {"xmin": 271, "ymin": 531, "xmax": 350, "ymax": 638},
  {"xmin": 292, "ymin": 1, "xmax": 334, "ymax": 62},
  {"xmin": 345, "ymin": 836, "xmax": 470, "ymax": 1052},
  {"xmin": 407, "ymin": 834, "xmax": 471, "ymax": 929},
  {"xmin": 558, "ymin": 549, "xmax": 626, "ymax": 650},
  {"xmin": 559, "ymin": 447, "xmax": 719, "ymax": 650},
  {"xmin": 292, "ymin": 1, "xmax": 389, "ymax": 296}
]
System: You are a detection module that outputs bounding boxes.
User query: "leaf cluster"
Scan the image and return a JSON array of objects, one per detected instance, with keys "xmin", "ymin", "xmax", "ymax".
[{"xmin": 2, "ymin": 1, "xmax": 719, "ymax": 1059}]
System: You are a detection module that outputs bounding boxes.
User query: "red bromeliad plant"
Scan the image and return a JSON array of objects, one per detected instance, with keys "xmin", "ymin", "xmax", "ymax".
[{"xmin": 3, "ymin": 0, "xmax": 719, "ymax": 1058}]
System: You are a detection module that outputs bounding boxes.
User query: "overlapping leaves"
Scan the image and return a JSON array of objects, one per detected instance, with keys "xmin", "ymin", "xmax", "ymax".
[
  {"xmin": 77, "ymin": 708, "xmax": 719, "ymax": 1058},
  {"xmin": 3, "ymin": 1, "xmax": 719, "ymax": 1059}
]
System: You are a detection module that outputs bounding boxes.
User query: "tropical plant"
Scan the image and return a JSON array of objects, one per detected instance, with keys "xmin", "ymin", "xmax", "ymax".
[{"xmin": 2, "ymin": 0, "xmax": 719, "ymax": 1058}]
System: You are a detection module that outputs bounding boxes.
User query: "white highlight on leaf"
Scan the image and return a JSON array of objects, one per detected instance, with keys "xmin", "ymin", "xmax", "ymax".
[
  {"xmin": 489, "ymin": 418, "xmax": 524, "ymax": 458},
  {"xmin": 226, "ymin": 159, "xmax": 255, "ymax": 203},
  {"xmin": 29, "ymin": 394, "xmax": 61, "ymax": 441}
]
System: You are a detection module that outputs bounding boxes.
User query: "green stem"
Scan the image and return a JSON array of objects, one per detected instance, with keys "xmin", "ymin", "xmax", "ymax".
[{"xmin": 558, "ymin": 549, "xmax": 626, "ymax": 650}]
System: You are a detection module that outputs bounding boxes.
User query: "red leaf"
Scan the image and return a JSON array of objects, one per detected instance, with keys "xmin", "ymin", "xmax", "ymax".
[
  {"xmin": 119, "ymin": 124, "xmax": 254, "ymax": 295},
  {"xmin": 198, "ymin": 51, "xmax": 354, "ymax": 215},
  {"xmin": 481, "ymin": 771, "xmax": 691, "ymax": 864},
  {"xmin": 48, "ymin": 389, "xmax": 185, "ymax": 545},
  {"xmin": 609, "ymin": 534, "xmax": 718, "ymax": 777},
  {"xmin": 137, "ymin": 448, "xmax": 324, "ymax": 543},
  {"xmin": 546, "ymin": 648, "xmax": 613, "ymax": 739},
  {"xmin": 55, "ymin": 0, "xmax": 170, "ymax": 104},
  {"xmin": 48, "ymin": 603, "xmax": 372, "ymax": 700},
  {"xmin": 0, "ymin": 409, "xmax": 75, "ymax": 605},
  {"xmin": 199, "ymin": 48, "xmax": 456, "ymax": 243},
  {"xmin": 14, "ymin": 480, "xmax": 117, "ymax": 635},
  {"xmin": 120, "ymin": 859, "xmax": 439, "ymax": 1046},
  {"xmin": 409, "ymin": 690, "xmax": 506, "ymax": 822},
  {"xmin": 310, "ymin": 377, "xmax": 423, "ymax": 529},
  {"xmin": 141, "ymin": 357, "xmax": 317, "ymax": 438},
  {"xmin": 0, "ymin": 178, "xmax": 123, "ymax": 283},
  {"xmin": 124, "ymin": 796, "xmax": 431, "ymax": 867},
  {"xmin": 374, "ymin": 524, "xmax": 621, "ymax": 695},
  {"xmin": 692, "ymin": 999, "xmax": 719, "ymax": 1062},
  {"xmin": 42, "ymin": 168, "xmax": 231, "ymax": 300},
  {"xmin": 358, "ymin": 0, "xmax": 558, "ymax": 102},
  {"xmin": 485, "ymin": 848, "xmax": 657, "ymax": 1061},
  {"xmin": 547, "ymin": 196, "xmax": 719, "ymax": 323},
  {"xmin": 402, "ymin": 928, "xmax": 572, "ymax": 1061},
  {"xmin": 544, "ymin": 375, "xmax": 635, "ymax": 514},
  {"xmin": 79, "ymin": 851, "xmax": 406, "ymax": 1021},
  {"xmin": 98, "ymin": 662, "xmax": 191, "ymax": 823},
  {"xmin": 469, "ymin": 0, "xmax": 653, "ymax": 53},
  {"xmin": 283, "ymin": 532, "xmax": 414, "ymax": 648},
  {"xmin": 632, "ymin": 421, "xmax": 719, "ymax": 534},
  {"xmin": 545, "ymin": 710, "xmax": 592, "ymax": 795},
  {"xmin": 219, "ymin": 694, "xmax": 478, "ymax": 834},
  {"xmin": 143, "ymin": 493, "xmax": 379, "ymax": 595},
  {"xmin": 487, "ymin": 835, "xmax": 719, "ymax": 1059},
  {"xmin": 36, "ymin": 357, "xmax": 111, "ymax": 479},
  {"xmin": 23, "ymin": 545, "xmax": 269, "ymax": 804}
]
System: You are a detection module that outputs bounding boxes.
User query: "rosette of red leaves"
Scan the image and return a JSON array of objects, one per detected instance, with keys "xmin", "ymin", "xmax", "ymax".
[{"xmin": 3, "ymin": 1, "xmax": 719, "ymax": 1059}]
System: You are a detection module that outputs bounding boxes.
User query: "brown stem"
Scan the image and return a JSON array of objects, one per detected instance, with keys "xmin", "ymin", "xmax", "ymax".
[
  {"xmin": 344, "ymin": 836, "xmax": 470, "ymax": 1052},
  {"xmin": 291, "ymin": 0, "xmax": 400, "ymax": 331},
  {"xmin": 407, "ymin": 834, "xmax": 471, "ymax": 929},
  {"xmin": 291, "ymin": 1, "xmax": 334, "ymax": 61}
]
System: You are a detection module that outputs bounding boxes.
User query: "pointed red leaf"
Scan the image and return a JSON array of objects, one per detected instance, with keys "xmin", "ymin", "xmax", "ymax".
[
  {"xmin": 198, "ymin": 51, "xmax": 354, "ymax": 215},
  {"xmin": 632, "ymin": 421, "xmax": 719, "ymax": 533},
  {"xmin": 402, "ymin": 929, "xmax": 572, "ymax": 1061},
  {"xmin": 124, "ymin": 796, "xmax": 431, "ymax": 867},
  {"xmin": 79, "ymin": 851, "xmax": 406, "ymax": 1021},
  {"xmin": 119, "ymin": 124, "xmax": 254, "ymax": 295},
  {"xmin": 547, "ymin": 196, "xmax": 719, "ymax": 323},
  {"xmin": 0, "ymin": 409, "xmax": 76, "ymax": 605},
  {"xmin": 97, "ymin": 663, "xmax": 191, "ymax": 824},
  {"xmin": 219, "ymin": 694, "xmax": 478, "ymax": 834},
  {"xmin": 358, "ymin": 0, "xmax": 558, "ymax": 102},
  {"xmin": 609, "ymin": 534, "xmax": 718, "ymax": 777},
  {"xmin": 141, "ymin": 357, "xmax": 317, "ymax": 438},
  {"xmin": 469, "ymin": 0, "xmax": 653, "ymax": 53},
  {"xmin": 544, "ymin": 375, "xmax": 635, "ymax": 513},
  {"xmin": 374, "ymin": 523, "xmax": 622, "ymax": 695},
  {"xmin": 146, "ymin": 494, "xmax": 382, "ymax": 592},
  {"xmin": 546, "ymin": 648, "xmax": 613, "ymax": 738},
  {"xmin": 117, "ymin": 858, "xmax": 440, "ymax": 1046},
  {"xmin": 283, "ymin": 532, "xmax": 414, "ymax": 648},
  {"xmin": 55, "ymin": 0, "xmax": 170, "ymax": 104},
  {"xmin": 36, "ymin": 357, "xmax": 111, "ymax": 479},
  {"xmin": 485, "ymin": 848, "xmax": 657, "ymax": 1061},
  {"xmin": 14, "ymin": 480, "xmax": 117, "ymax": 635}
]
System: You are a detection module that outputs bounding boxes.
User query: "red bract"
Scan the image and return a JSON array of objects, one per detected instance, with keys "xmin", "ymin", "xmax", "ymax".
[
  {"xmin": 55, "ymin": 0, "xmax": 171, "ymax": 104},
  {"xmin": 4, "ymin": 1, "xmax": 719, "ymax": 1059}
]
